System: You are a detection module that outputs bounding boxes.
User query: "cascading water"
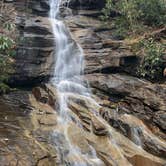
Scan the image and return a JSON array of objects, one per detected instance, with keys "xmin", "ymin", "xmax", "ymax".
[{"xmin": 49, "ymin": 0, "xmax": 104, "ymax": 165}]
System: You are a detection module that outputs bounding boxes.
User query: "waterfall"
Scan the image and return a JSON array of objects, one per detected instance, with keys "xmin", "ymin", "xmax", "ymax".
[{"xmin": 49, "ymin": 0, "xmax": 103, "ymax": 165}]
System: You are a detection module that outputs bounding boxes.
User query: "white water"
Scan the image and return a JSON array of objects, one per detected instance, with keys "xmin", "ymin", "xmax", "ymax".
[{"xmin": 49, "ymin": 0, "xmax": 103, "ymax": 165}]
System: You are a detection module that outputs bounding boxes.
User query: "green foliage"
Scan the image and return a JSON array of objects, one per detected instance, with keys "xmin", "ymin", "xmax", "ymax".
[
  {"xmin": 3, "ymin": 22, "xmax": 15, "ymax": 31},
  {"xmin": 0, "ymin": 2, "xmax": 16, "ymax": 94},
  {"xmin": 137, "ymin": 39, "xmax": 165, "ymax": 80},
  {"xmin": 0, "ymin": 35, "xmax": 14, "ymax": 93},
  {"xmin": 0, "ymin": 36, "xmax": 14, "ymax": 54},
  {"xmin": 102, "ymin": 0, "xmax": 166, "ymax": 33},
  {"xmin": 100, "ymin": 0, "xmax": 113, "ymax": 21},
  {"xmin": 119, "ymin": 0, "xmax": 140, "ymax": 30},
  {"xmin": 112, "ymin": 16, "xmax": 130, "ymax": 39},
  {"xmin": 101, "ymin": 0, "xmax": 166, "ymax": 81},
  {"xmin": 137, "ymin": 0, "xmax": 166, "ymax": 26}
]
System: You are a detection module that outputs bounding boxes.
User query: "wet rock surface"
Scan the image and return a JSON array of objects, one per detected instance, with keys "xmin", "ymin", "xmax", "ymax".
[
  {"xmin": 0, "ymin": 84, "xmax": 165, "ymax": 165},
  {"xmin": 65, "ymin": 12, "xmax": 139, "ymax": 75},
  {"xmin": 0, "ymin": 1, "xmax": 166, "ymax": 166},
  {"xmin": 0, "ymin": 91, "xmax": 57, "ymax": 166},
  {"xmin": 64, "ymin": 5, "xmax": 166, "ymax": 165}
]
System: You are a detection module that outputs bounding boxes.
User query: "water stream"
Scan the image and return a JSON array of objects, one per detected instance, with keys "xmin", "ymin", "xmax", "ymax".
[{"xmin": 49, "ymin": 0, "xmax": 103, "ymax": 165}]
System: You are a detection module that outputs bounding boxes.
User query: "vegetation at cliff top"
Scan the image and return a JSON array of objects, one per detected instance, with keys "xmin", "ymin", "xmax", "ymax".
[
  {"xmin": 102, "ymin": 0, "xmax": 166, "ymax": 81},
  {"xmin": 102, "ymin": 0, "xmax": 166, "ymax": 32},
  {"xmin": 0, "ymin": 2, "xmax": 16, "ymax": 93}
]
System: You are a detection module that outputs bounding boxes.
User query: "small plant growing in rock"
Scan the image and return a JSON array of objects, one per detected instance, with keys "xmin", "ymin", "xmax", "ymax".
[{"xmin": 137, "ymin": 39, "xmax": 165, "ymax": 80}]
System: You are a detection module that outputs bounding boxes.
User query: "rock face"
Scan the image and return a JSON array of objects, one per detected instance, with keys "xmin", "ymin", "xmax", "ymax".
[
  {"xmin": 65, "ymin": 12, "xmax": 139, "ymax": 74},
  {"xmin": 68, "ymin": 0, "xmax": 106, "ymax": 9},
  {"xmin": 0, "ymin": 90, "xmax": 58, "ymax": 166},
  {"xmin": 10, "ymin": 1, "xmax": 54, "ymax": 85},
  {"xmin": 84, "ymin": 73, "xmax": 166, "ymax": 112},
  {"xmin": 0, "ymin": 84, "xmax": 165, "ymax": 165},
  {"xmin": 63, "ymin": 4, "xmax": 166, "ymax": 165},
  {"xmin": 1, "ymin": 0, "xmax": 166, "ymax": 166},
  {"xmin": 29, "ymin": 0, "xmax": 50, "ymax": 16}
]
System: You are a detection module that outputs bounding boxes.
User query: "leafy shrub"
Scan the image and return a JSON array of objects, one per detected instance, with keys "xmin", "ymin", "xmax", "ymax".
[
  {"xmin": 137, "ymin": 39, "xmax": 164, "ymax": 80},
  {"xmin": 100, "ymin": 0, "xmax": 113, "ymax": 21},
  {"xmin": 119, "ymin": 0, "xmax": 140, "ymax": 30},
  {"xmin": 0, "ymin": 36, "xmax": 15, "ymax": 53},
  {"xmin": 102, "ymin": 0, "xmax": 166, "ymax": 31},
  {"xmin": 0, "ymin": 35, "xmax": 15, "ymax": 94},
  {"xmin": 0, "ymin": 2, "xmax": 16, "ymax": 93},
  {"xmin": 137, "ymin": 0, "xmax": 166, "ymax": 26}
]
